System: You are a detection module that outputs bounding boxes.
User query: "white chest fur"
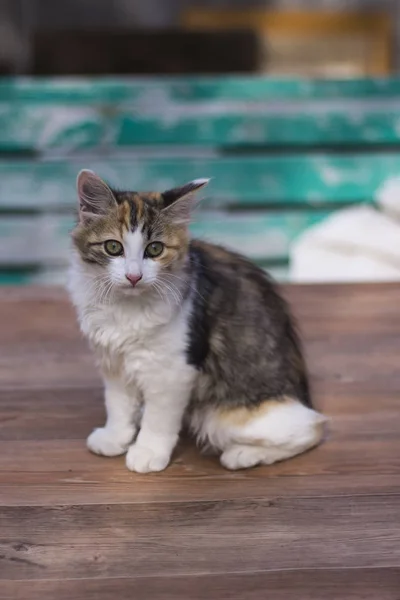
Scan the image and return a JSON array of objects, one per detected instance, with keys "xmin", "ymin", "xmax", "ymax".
[{"xmin": 68, "ymin": 265, "xmax": 195, "ymax": 392}]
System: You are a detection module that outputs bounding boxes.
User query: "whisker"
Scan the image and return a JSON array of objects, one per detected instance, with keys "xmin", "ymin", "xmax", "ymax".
[
  {"xmin": 157, "ymin": 278, "xmax": 182, "ymax": 305},
  {"xmin": 158, "ymin": 278, "xmax": 184, "ymax": 305},
  {"xmin": 102, "ymin": 280, "xmax": 115, "ymax": 306},
  {"xmin": 161, "ymin": 272, "xmax": 206, "ymax": 303},
  {"xmin": 152, "ymin": 280, "xmax": 171, "ymax": 307}
]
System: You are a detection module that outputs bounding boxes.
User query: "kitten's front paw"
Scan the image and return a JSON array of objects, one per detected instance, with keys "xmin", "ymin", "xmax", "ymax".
[
  {"xmin": 87, "ymin": 427, "xmax": 134, "ymax": 457},
  {"xmin": 126, "ymin": 444, "xmax": 170, "ymax": 473}
]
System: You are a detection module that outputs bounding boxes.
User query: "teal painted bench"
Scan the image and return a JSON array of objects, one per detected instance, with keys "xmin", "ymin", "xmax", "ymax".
[{"xmin": 1, "ymin": 76, "xmax": 400, "ymax": 284}]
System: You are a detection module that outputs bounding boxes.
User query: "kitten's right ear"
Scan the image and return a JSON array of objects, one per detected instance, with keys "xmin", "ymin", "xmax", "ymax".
[{"xmin": 76, "ymin": 170, "xmax": 116, "ymax": 221}]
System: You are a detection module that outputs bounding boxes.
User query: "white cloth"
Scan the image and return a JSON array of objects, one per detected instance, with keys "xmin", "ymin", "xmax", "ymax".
[{"xmin": 289, "ymin": 178, "xmax": 400, "ymax": 283}]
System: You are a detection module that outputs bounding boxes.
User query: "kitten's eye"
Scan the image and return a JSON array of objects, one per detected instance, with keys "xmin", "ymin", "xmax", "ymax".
[
  {"xmin": 145, "ymin": 241, "xmax": 164, "ymax": 258},
  {"xmin": 104, "ymin": 240, "xmax": 124, "ymax": 257}
]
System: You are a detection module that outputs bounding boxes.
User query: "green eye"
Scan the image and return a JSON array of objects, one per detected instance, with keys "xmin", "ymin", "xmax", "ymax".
[
  {"xmin": 104, "ymin": 240, "xmax": 123, "ymax": 256},
  {"xmin": 145, "ymin": 241, "xmax": 164, "ymax": 258}
]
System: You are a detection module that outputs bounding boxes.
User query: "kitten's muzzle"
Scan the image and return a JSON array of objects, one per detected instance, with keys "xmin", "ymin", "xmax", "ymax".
[{"xmin": 125, "ymin": 273, "xmax": 143, "ymax": 287}]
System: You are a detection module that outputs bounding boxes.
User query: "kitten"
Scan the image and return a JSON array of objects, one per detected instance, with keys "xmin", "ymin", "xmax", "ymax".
[{"xmin": 69, "ymin": 169, "xmax": 326, "ymax": 473}]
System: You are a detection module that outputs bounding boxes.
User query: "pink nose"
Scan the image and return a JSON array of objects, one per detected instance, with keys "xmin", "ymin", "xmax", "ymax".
[{"xmin": 125, "ymin": 273, "xmax": 142, "ymax": 287}]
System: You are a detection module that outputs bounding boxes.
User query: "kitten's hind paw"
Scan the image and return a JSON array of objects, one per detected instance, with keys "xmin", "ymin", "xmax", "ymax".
[
  {"xmin": 126, "ymin": 444, "xmax": 170, "ymax": 473},
  {"xmin": 220, "ymin": 444, "xmax": 270, "ymax": 470},
  {"xmin": 87, "ymin": 427, "xmax": 134, "ymax": 457}
]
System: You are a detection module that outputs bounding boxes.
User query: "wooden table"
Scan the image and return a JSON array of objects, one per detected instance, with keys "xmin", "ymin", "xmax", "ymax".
[{"xmin": 1, "ymin": 284, "xmax": 400, "ymax": 599}]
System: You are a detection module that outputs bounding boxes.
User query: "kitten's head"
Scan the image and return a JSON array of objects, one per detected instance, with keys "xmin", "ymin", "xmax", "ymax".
[{"xmin": 72, "ymin": 170, "xmax": 208, "ymax": 298}]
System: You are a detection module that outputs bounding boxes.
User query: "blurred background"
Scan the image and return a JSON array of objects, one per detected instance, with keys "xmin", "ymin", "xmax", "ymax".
[{"xmin": 1, "ymin": 0, "xmax": 400, "ymax": 285}]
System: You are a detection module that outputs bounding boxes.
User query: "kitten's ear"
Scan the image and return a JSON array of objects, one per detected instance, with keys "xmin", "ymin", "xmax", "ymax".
[
  {"xmin": 76, "ymin": 170, "xmax": 117, "ymax": 221},
  {"xmin": 161, "ymin": 179, "xmax": 209, "ymax": 225}
]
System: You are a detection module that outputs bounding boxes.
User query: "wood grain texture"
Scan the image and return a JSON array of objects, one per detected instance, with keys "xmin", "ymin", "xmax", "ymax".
[
  {"xmin": 3, "ymin": 569, "xmax": 400, "ymax": 600},
  {"xmin": 3, "ymin": 76, "xmax": 400, "ymax": 103},
  {"xmin": 3, "ymin": 154, "xmax": 400, "ymax": 210},
  {"xmin": 1, "ymin": 496, "xmax": 400, "ymax": 579},
  {"xmin": 0, "ymin": 284, "xmax": 400, "ymax": 598},
  {"xmin": 7, "ymin": 97, "xmax": 400, "ymax": 153},
  {"xmin": 4, "ymin": 76, "xmax": 400, "ymax": 153}
]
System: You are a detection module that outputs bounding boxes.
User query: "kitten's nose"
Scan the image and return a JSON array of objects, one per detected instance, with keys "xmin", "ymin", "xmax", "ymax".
[{"xmin": 125, "ymin": 273, "xmax": 142, "ymax": 287}]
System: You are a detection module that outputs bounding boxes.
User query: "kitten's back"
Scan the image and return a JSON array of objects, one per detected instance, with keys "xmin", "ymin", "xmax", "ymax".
[{"xmin": 187, "ymin": 239, "xmax": 312, "ymax": 409}]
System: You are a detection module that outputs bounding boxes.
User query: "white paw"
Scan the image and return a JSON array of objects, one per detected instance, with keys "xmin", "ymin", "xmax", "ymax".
[
  {"xmin": 126, "ymin": 444, "xmax": 170, "ymax": 474},
  {"xmin": 87, "ymin": 427, "xmax": 134, "ymax": 457},
  {"xmin": 220, "ymin": 445, "xmax": 267, "ymax": 470}
]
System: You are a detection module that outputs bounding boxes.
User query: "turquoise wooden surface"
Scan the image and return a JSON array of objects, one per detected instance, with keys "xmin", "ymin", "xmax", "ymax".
[
  {"xmin": 116, "ymin": 109, "xmax": 400, "ymax": 147},
  {"xmin": 1, "ymin": 75, "xmax": 398, "ymax": 283},
  {"xmin": 0, "ymin": 271, "xmax": 35, "ymax": 285},
  {"xmin": 3, "ymin": 77, "xmax": 400, "ymax": 101},
  {"xmin": 4, "ymin": 102, "xmax": 400, "ymax": 150},
  {"xmin": 0, "ymin": 266, "xmax": 71, "ymax": 285},
  {"xmin": 0, "ymin": 105, "xmax": 105, "ymax": 152},
  {"xmin": 3, "ymin": 77, "xmax": 400, "ymax": 151},
  {"xmin": 1, "ymin": 154, "xmax": 397, "ymax": 210},
  {"xmin": 9, "ymin": 103, "xmax": 400, "ymax": 151}
]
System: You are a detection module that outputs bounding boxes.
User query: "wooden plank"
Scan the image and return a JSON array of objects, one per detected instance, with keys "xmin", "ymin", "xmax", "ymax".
[
  {"xmin": 0, "ymin": 104, "xmax": 105, "ymax": 152},
  {"xmin": 4, "ymin": 77, "xmax": 400, "ymax": 102},
  {"xmin": 1, "ymin": 153, "xmax": 399, "ymax": 210},
  {"xmin": 0, "ymin": 388, "xmax": 104, "ymax": 441},
  {"xmin": 1, "ymin": 283, "xmax": 400, "ymax": 596},
  {"xmin": 0, "ymin": 268, "xmax": 69, "ymax": 286},
  {"xmin": 1, "ymin": 437, "xmax": 400, "ymax": 506},
  {"xmin": 0, "ymin": 215, "xmax": 72, "ymax": 266},
  {"xmin": 0, "ymin": 272, "xmax": 34, "ymax": 285},
  {"xmin": 116, "ymin": 105, "xmax": 400, "ymax": 147},
  {"xmin": 3, "ymin": 568, "xmax": 400, "ymax": 600},
  {"xmin": 4, "ymin": 77, "xmax": 400, "ymax": 151},
  {"xmin": 1, "ymin": 496, "xmax": 400, "ymax": 579},
  {"xmin": 4, "ymin": 97, "xmax": 400, "ymax": 151},
  {"xmin": 2, "ymin": 473, "xmax": 399, "ymax": 508}
]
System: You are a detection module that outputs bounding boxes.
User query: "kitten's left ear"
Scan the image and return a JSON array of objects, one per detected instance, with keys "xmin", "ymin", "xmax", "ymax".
[
  {"xmin": 76, "ymin": 169, "xmax": 117, "ymax": 222},
  {"xmin": 161, "ymin": 179, "xmax": 209, "ymax": 224}
]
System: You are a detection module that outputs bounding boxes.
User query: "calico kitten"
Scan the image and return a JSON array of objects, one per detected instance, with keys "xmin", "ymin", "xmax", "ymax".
[{"xmin": 69, "ymin": 169, "xmax": 326, "ymax": 473}]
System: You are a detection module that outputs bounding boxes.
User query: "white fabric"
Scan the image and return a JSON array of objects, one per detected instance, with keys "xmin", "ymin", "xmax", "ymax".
[{"xmin": 290, "ymin": 178, "xmax": 400, "ymax": 283}]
